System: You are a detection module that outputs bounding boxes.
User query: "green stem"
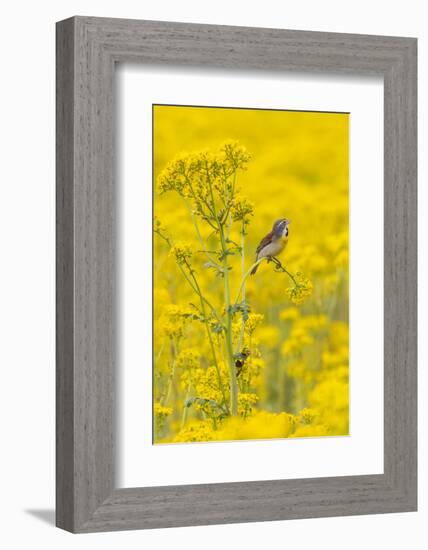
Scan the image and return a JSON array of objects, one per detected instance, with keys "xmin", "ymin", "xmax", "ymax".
[
  {"xmin": 270, "ymin": 256, "xmax": 299, "ymax": 286},
  {"xmin": 154, "ymin": 341, "xmax": 165, "ymax": 366},
  {"xmin": 224, "ymin": 171, "xmax": 237, "ymax": 238},
  {"xmin": 154, "ymin": 226, "xmax": 228, "ymax": 411},
  {"xmin": 236, "ymin": 224, "xmax": 246, "ymax": 353},
  {"xmin": 205, "ymin": 162, "xmax": 238, "ymax": 416},
  {"xmin": 233, "ymin": 257, "xmax": 267, "ymax": 305},
  {"xmin": 162, "ymin": 339, "xmax": 178, "ymax": 406},
  {"xmin": 220, "ymin": 225, "xmax": 238, "ymax": 416},
  {"xmin": 181, "ymin": 197, "xmax": 220, "ymax": 267},
  {"xmin": 154, "ymin": 228, "xmax": 223, "ymax": 326},
  {"xmin": 181, "ymin": 382, "xmax": 192, "ymax": 429},
  {"xmin": 233, "ymin": 256, "xmax": 298, "ymax": 307},
  {"xmin": 177, "ymin": 263, "xmax": 222, "ymax": 324},
  {"xmin": 187, "ymin": 264, "xmax": 229, "ymax": 413}
]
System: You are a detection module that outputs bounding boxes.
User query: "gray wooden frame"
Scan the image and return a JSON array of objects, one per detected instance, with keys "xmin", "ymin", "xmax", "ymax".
[{"xmin": 56, "ymin": 16, "xmax": 417, "ymax": 533}]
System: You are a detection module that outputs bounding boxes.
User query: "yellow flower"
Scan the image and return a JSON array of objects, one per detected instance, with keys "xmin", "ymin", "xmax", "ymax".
[
  {"xmin": 169, "ymin": 242, "xmax": 193, "ymax": 265},
  {"xmin": 157, "ymin": 304, "xmax": 190, "ymax": 339},
  {"xmin": 231, "ymin": 197, "xmax": 254, "ymax": 223},
  {"xmin": 245, "ymin": 313, "xmax": 264, "ymax": 335},
  {"xmin": 323, "ymin": 272, "xmax": 340, "ymax": 293},
  {"xmin": 322, "ymin": 348, "xmax": 348, "ymax": 370},
  {"xmin": 298, "ymin": 407, "xmax": 319, "ymax": 424},
  {"xmin": 176, "ymin": 348, "xmax": 200, "ymax": 371},
  {"xmin": 217, "ymin": 411, "xmax": 294, "ymax": 441},
  {"xmin": 325, "ymin": 232, "xmax": 348, "ymax": 255},
  {"xmin": 291, "ymin": 424, "xmax": 330, "ymax": 438},
  {"xmin": 257, "ymin": 325, "xmax": 280, "ymax": 348},
  {"xmin": 329, "ymin": 321, "xmax": 349, "ymax": 350},
  {"xmin": 301, "ymin": 245, "xmax": 329, "ymax": 274},
  {"xmin": 297, "ymin": 314, "xmax": 328, "ymax": 332},
  {"xmin": 238, "ymin": 392, "xmax": 259, "ymax": 415},
  {"xmin": 154, "ymin": 402, "xmax": 173, "ymax": 420},
  {"xmin": 309, "ymin": 377, "xmax": 349, "ymax": 435},
  {"xmin": 154, "ymin": 402, "xmax": 173, "ymax": 436},
  {"xmin": 154, "ymin": 288, "xmax": 170, "ymax": 311},
  {"xmin": 158, "ymin": 318, "xmax": 183, "ymax": 339},
  {"xmin": 279, "ymin": 307, "xmax": 300, "ymax": 322},
  {"xmin": 282, "ymin": 327, "xmax": 314, "ymax": 355},
  {"xmin": 334, "ymin": 249, "xmax": 348, "ymax": 268},
  {"xmin": 286, "ymin": 273, "xmax": 313, "ymax": 305},
  {"xmin": 286, "ymin": 360, "xmax": 306, "ymax": 378},
  {"xmin": 157, "ymin": 154, "xmax": 190, "ymax": 195},
  {"xmin": 221, "ymin": 140, "xmax": 251, "ymax": 171},
  {"xmin": 173, "ymin": 421, "xmax": 217, "ymax": 443}
]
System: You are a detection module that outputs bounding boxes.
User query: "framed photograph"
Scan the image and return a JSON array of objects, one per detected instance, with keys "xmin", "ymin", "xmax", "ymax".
[{"xmin": 56, "ymin": 16, "xmax": 417, "ymax": 532}]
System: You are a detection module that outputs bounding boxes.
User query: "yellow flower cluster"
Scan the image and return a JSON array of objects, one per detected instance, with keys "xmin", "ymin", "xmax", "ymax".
[
  {"xmin": 154, "ymin": 402, "xmax": 173, "ymax": 419},
  {"xmin": 231, "ymin": 197, "xmax": 255, "ymax": 223},
  {"xmin": 169, "ymin": 242, "xmax": 193, "ymax": 265},
  {"xmin": 173, "ymin": 420, "xmax": 217, "ymax": 443},
  {"xmin": 153, "ymin": 105, "xmax": 349, "ymax": 443},
  {"xmin": 286, "ymin": 272, "xmax": 313, "ymax": 305},
  {"xmin": 156, "ymin": 304, "xmax": 190, "ymax": 340},
  {"xmin": 158, "ymin": 142, "xmax": 250, "ymax": 223},
  {"xmin": 154, "ymin": 402, "xmax": 173, "ymax": 439}
]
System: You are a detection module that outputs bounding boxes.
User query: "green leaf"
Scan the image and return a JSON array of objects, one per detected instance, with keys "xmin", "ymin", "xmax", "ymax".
[
  {"xmin": 228, "ymin": 299, "xmax": 250, "ymax": 321},
  {"xmin": 211, "ymin": 322, "xmax": 225, "ymax": 334}
]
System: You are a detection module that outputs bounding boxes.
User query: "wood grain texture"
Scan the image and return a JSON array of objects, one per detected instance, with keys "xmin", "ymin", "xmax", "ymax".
[
  {"xmin": 56, "ymin": 16, "xmax": 417, "ymax": 533},
  {"xmin": 56, "ymin": 18, "xmax": 75, "ymax": 532}
]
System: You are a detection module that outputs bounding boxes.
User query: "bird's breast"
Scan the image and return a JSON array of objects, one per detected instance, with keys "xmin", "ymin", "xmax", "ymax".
[
  {"xmin": 259, "ymin": 237, "xmax": 287, "ymax": 258},
  {"xmin": 277, "ymin": 237, "xmax": 288, "ymax": 252},
  {"xmin": 275, "ymin": 235, "xmax": 289, "ymax": 251}
]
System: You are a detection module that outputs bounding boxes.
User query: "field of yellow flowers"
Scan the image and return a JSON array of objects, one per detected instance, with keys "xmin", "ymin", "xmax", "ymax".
[{"xmin": 153, "ymin": 105, "xmax": 349, "ymax": 444}]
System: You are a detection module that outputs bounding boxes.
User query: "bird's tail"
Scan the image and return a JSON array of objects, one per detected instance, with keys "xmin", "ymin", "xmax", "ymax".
[{"xmin": 250, "ymin": 264, "xmax": 258, "ymax": 275}]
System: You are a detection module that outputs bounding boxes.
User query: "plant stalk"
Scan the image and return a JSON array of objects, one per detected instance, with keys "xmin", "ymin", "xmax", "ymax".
[
  {"xmin": 219, "ymin": 225, "xmax": 238, "ymax": 416},
  {"xmin": 236, "ymin": 223, "xmax": 246, "ymax": 353},
  {"xmin": 205, "ymin": 163, "xmax": 238, "ymax": 416},
  {"xmin": 186, "ymin": 262, "xmax": 229, "ymax": 413}
]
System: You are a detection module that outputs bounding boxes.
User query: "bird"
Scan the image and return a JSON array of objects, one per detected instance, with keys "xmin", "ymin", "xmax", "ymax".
[{"xmin": 250, "ymin": 218, "xmax": 290, "ymax": 275}]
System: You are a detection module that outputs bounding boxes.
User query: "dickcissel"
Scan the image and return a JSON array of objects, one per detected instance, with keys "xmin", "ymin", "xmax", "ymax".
[{"xmin": 251, "ymin": 218, "xmax": 290, "ymax": 275}]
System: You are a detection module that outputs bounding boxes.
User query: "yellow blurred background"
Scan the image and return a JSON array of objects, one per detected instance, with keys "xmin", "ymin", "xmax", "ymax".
[{"xmin": 153, "ymin": 105, "xmax": 349, "ymax": 443}]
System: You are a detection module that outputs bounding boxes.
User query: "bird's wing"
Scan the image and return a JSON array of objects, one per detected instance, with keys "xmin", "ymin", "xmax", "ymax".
[{"xmin": 256, "ymin": 231, "xmax": 274, "ymax": 255}]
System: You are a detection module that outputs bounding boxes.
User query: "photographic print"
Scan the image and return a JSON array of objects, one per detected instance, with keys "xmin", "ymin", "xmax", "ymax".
[{"xmin": 153, "ymin": 104, "xmax": 349, "ymax": 444}]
